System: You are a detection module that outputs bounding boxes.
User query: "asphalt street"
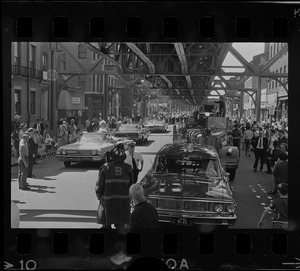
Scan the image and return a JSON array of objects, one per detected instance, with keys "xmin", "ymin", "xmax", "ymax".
[{"xmin": 11, "ymin": 126, "xmax": 275, "ymax": 229}]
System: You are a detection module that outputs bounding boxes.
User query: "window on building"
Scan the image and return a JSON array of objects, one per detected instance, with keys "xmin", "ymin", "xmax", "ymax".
[
  {"xmin": 14, "ymin": 89, "xmax": 21, "ymax": 116},
  {"xmin": 278, "ymin": 43, "xmax": 281, "ymax": 51},
  {"xmin": 13, "ymin": 42, "xmax": 21, "ymax": 65},
  {"xmin": 30, "ymin": 91, "xmax": 36, "ymax": 115},
  {"xmin": 273, "ymin": 43, "xmax": 276, "ymax": 56},
  {"xmin": 41, "ymin": 54, "xmax": 47, "ymax": 71},
  {"xmin": 78, "ymin": 45, "xmax": 87, "ymax": 59},
  {"xmin": 30, "ymin": 44, "xmax": 36, "ymax": 69},
  {"xmin": 78, "ymin": 75, "xmax": 86, "ymax": 90},
  {"xmin": 269, "ymin": 45, "xmax": 273, "ymax": 59},
  {"xmin": 98, "ymin": 74, "xmax": 101, "ymax": 92}
]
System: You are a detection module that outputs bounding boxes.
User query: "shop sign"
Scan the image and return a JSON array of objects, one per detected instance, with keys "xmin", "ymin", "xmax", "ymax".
[
  {"xmin": 269, "ymin": 107, "xmax": 275, "ymax": 115},
  {"xmin": 103, "ymin": 65, "xmax": 118, "ymax": 74},
  {"xmin": 72, "ymin": 97, "xmax": 80, "ymax": 104}
]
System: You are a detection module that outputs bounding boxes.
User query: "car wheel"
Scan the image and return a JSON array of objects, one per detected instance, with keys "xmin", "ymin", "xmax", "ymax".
[
  {"xmin": 64, "ymin": 161, "xmax": 71, "ymax": 167},
  {"xmin": 227, "ymin": 168, "xmax": 236, "ymax": 181}
]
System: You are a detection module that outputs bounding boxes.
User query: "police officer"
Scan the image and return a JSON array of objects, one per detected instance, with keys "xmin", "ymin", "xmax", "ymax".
[{"xmin": 95, "ymin": 144, "xmax": 134, "ymax": 229}]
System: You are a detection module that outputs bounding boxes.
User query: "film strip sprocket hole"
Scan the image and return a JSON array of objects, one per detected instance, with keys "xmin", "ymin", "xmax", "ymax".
[
  {"xmin": 15, "ymin": 16, "xmax": 290, "ymax": 39},
  {"xmin": 15, "ymin": 232, "xmax": 289, "ymax": 256}
]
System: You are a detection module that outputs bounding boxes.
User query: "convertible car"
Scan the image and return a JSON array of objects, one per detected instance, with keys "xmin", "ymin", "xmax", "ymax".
[
  {"xmin": 114, "ymin": 123, "xmax": 151, "ymax": 142},
  {"xmin": 56, "ymin": 132, "xmax": 132, "ymax": 167},
  {"xmin": 144, "ymin": 119, "xmax": 168, "ymax": 133},
  {"xmin": 140, "ymin": 142, "xmax": 237, "ymax": 226}
]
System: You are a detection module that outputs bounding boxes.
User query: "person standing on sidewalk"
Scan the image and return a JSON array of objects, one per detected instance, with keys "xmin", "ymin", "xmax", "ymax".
[
  {"xmin": 124, "ymin": 142, "xmax": 144, "ymax": 183},
  {"xmin": 27, "ymin": 128, "xmax": 37, "ymax": 178},
  {"xmin": 231, "ymin": 123, "xmax": 242, "ymax": 157},
  {"xmin": 18, "ymin": 132, "xmax": 30, "ymax": 190}
]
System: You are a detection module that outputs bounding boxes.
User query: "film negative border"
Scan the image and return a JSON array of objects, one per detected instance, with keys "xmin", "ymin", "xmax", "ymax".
[{"xmin": 3, "ymin": 1, "xmax": 300, "ymax": 270}]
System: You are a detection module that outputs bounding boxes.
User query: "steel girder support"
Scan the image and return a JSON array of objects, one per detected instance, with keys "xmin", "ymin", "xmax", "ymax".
[
  {"xmin": 125, "ymin": 43, "xmax": 155, "ymax": 73},
  {"xmin": 59, "ymin": 43, "xmax": 87, "ymax": 71},
  {"xmin": 160, "ymin": 75, "xmax": 172, "ymax": 88},
  {"xmin": 260, "ymin": 44, "xmax": 288, "ymax": 73},
  {"xmin": 229, "ymin": 46, "xmax": 255, "ymax": 73}
]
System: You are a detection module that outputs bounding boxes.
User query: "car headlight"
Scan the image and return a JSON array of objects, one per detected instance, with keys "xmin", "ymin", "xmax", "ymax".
[
  {"xmin": 61, "ymin": 150, "xmax": 66, "ymax": 155},
  {"xmin": 56, "ymin": 150, "xmax": 61, "ymax": 155},
  {"xmin": 226, "ymin": 204, "xmax": 236, "ymax": 213},
  {"xmin": 92, "ymin": 150, "xmax": 97, "ymax": 155},
  {"xmin": 214, "ymin": 204, "xmax": 224, "ymax": 213}
]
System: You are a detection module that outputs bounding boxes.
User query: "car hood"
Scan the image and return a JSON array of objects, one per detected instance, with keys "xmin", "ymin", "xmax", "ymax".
[
  {"xmin": 59, "ymin": 142, "xmax": 114, "ymax": 151},
  {"xmin": 143, "ymin": 174, "xmax": 233, "ymax": 200}
]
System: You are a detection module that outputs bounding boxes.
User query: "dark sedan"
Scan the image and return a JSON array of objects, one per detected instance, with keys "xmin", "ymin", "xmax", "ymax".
[{"xmin": 140, "ymin": 143, "xmax": 237, "ymax": 226}]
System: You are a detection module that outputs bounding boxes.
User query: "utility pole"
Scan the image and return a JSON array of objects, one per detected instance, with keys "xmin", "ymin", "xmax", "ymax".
[
  {"xmin": 50, "ymin": 43, "xmax": 57, "ymax": 135},
  {"xmin": 27, "ymin": 42, "xmax": 31, "ymax": 127},
  {"xmin": 256, "ymin": 77, "xmax": 262, "ymax": 122}
]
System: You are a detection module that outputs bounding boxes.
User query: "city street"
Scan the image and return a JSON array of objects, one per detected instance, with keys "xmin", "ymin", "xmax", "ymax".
[{"xmin": 11, "ymin": 125, "xmax": 275, "ymax": 229}]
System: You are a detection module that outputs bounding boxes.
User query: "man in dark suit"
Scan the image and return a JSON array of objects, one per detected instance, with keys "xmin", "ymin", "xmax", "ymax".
[
  {"xmin": 27, "ymin": 128, "xmax": 37, "ymax": 178},
  {"xmin": 253, "ymin": 129, "xmax": 268, "ymax": 172},
  {"xmin": 278, "ymin": 130, "xmax": 288, "ymax": 145}
]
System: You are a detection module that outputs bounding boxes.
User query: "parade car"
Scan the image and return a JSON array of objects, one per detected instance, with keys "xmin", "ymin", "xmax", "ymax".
[
  {"xmin": 144, "ymin": 119, "xmax": 168, "ymax": 133},
  {"xmin": 140, "ymin": 142, "xmax": 237, "ymax": 226},
  {"xmin": 56, "ymin": 132, "xmax": 132, "ymax": 167},
  {"xmin": 114, "ymin": 123, "xmax": 151, "ymax": 142}
]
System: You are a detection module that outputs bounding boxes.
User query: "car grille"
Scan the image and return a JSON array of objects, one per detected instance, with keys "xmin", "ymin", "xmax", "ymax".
[
  {"xmin": 65, "ymin": 150, "xmax": 94, "ymax": 156},
  {"xmin": 149, "ymin": 197, "xmax": 232, "ymax": 213},
  {"xmin": 115, "ymin": 133, "xmax": 138, "ymax": 137}
]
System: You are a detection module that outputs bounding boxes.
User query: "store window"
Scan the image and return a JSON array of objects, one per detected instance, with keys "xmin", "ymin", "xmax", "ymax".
[
  {"xmin": 41, "ymin": 54, "xmax": 47, "ymax": 71},
  {"xmin": 30, "ymin": 44, "xmax": 36, "ymax": 69},
  {"xmin": 30, "ymin": 91, "xmax": 36, "ymax": 115},
  {"xmin": 78, "ymin": 75, "xmax": 86, "ymax": 89},
  {"xmin": 14, "ymin": 89, "xmax": 21, "ymax": 116}
]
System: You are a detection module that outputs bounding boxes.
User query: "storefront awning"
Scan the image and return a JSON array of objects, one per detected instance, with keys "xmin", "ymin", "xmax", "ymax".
[{"xmin": 278, "ymin": 96, "xmax": 288, "ymax": 101}]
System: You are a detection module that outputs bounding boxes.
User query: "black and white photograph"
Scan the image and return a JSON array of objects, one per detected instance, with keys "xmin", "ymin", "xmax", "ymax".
[{"xmin": 10, "ymin": 42, "xmax": 289, "ymax": 230}]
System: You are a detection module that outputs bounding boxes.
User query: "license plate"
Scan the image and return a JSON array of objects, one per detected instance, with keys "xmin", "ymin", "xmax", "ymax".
[
  {"xmin": 174, "ymin": 218, "xmax": 190, "ymax": 226},
  {"xmin": 93, "ymin": 157, "xmax": 102, "ymax": 161}
]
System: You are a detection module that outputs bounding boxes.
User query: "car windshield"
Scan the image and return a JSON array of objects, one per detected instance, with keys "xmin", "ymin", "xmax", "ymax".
[
  {"xmin": 119, "ymin": 124, "xmax": 140, "ymax": 131},
  {"xmin": 154, "ymin": 156, "xmax": 221, "ymax": 178},
  {"xmin": 79, "ymin": 133, "xmax": 111, "ymax": 143}
]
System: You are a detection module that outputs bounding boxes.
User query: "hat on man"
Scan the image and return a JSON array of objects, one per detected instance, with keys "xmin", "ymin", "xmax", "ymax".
[
  {"xmin": 28, "ymin": 128, "xmax": 34, "ymax": 132},
  {"xmin": 20, "ymin": 123, "xmax": 26, "ymax": 128},
  {"xmin": 128, "ymin": 141, "xmax": 136, "ymax": 147},
  {"xmin": 22, "ymin": 132, "xmax": 30, "ymax": 138}
]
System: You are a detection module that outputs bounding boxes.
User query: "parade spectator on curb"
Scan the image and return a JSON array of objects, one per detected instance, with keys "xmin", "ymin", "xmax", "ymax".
[
  {"xmin": 258, "ymin": 183, "xmax": 288, "ymax": 229},
  {"xmin": 278, "ymin": 129, "xmax": 288, "ymax": 145},
  {"xmin": 125, "ymin": 142, "xmax": 144, "ymax": 183},
  {"xmin": 252, "ymin": 129, "xmax": 268, "ymax": 172},
  {"xmin": 243, "ymin": 124, "xmax": 253, "ymax": 157},
  {"xmin": 18, "ymin": 132, "xmax": 30, "ymax": 190},
  {"xmin": 57, "ymin": 121, "xmax": 69, "ymax": 147},
  {"xmin": 68, "ymin": 119, "xmax": 78, "ymax": 143},
  {"xmin": 34, "ymin": 118, "xmax": 44, "ymax": 137},
  {"xmin": 240, "ymin": 123, "xmax": 246, "ymax": 151},
  {"xmin": 268, "ymin": 152, "xmax": 288, "ymax": 195},
  {"xmin": 128, "ymin": 183, "xmax": 160, "ymax": 229},
  {"xmin": 95, "ymin": 144, "xmax": 133, "ymax": 229},
  {"xmin": 11, "ymin": 114, "xmax": 21, "ymax": 159},
  {"xmin": 231, "ymin": 124, "xmax": 242, "ymax": 157},
  {"xmin": 271, "ymin": 140, "xmax": 281, "ymax": 167},
  {"xmin": 18, "ymin": 123, "xmax": 27, "ymax": 141},
  {"xmin": 265, "ymin": 129, "xmax": 277, "ymax": 174},
  {"xmin": 280, "ymin": 143, "xmax": 288, "ymax": 156},
  {"xmin": 27, "ymin": 128, "xmax": 37, "ymax": 178},
  {"xmin": 44, "ymin": 134, "xmax": 55, "ymax": 155}
]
